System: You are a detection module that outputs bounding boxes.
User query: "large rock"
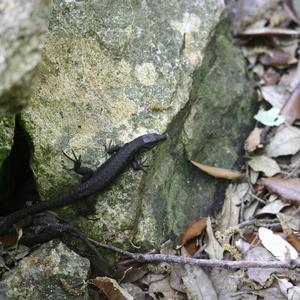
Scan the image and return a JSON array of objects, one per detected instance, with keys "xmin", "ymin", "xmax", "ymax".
[
  {"xmin": 0, "ymin": 241, "xmax": 89, "ymax": 300},
  {"xmin": 0, "ymin": 0, "xmax": 52, "ymax": 114},
  {"xmin": 0, "ymin": 117, "xmax": 14, "ymax": 168},
  {"xmin": 18, "ymin": 0, "xmax": 255, "ymax": 246}
]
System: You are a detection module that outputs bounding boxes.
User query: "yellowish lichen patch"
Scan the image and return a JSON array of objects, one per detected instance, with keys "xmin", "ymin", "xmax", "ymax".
[{"xmin": 134, "ymin": 62, "xmax": 157, "ymax": 86}]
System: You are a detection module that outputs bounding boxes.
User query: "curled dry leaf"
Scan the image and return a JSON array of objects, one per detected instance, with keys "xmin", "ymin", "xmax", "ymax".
[
  {"xmin": 178, "ymin": 218, "xmax": 207, "ymax": 249},
  {"xmin": 255, "ymin": 199, "xmax": 289, "ymax": 216},
  {"xmin": 205, "ymin": 217, "xmax": 224, "ymax": 260},
  {"xmin": 286, "ymin": 234, "xmax": 300, "ymax": 253},
  {"xmin": 248, "ymin": 155, "xmax": 281, "ymax": 177},
  {"xmin": 244, "ymin": 127, "xmax": 263, "ymax": 152},
  {"xmin": 190, "ymin": 160, "xmax": 242, "ymax": 180},
  {"xmin": 277, "ymin": 213, "xmax": 300, "ymax": 253},
  {"xmin": 93, "ymin": 277, "xmax": 134, "ymax": 300},
  {"xmin": 258, "ymin": 227, "xmax": 298, "ymax": 261},
  {"xmin": 259, "ymin": 48, "xmax": 298, "ymax": 66},
  {"xmin": 245, "ymin": 247, "xmax": 280, "ymax": 285},
  {"xmin": 260, "ymin": 85, "xmax": 289, "ymax": 109},
  {"xmin": 261, "ymin": 177, "xmax": 300, "ymax": 205},
  {"xmin": 277, "ymin": 212, "xmax": 300, "ymax": 232},
  {"xmin": 283, "ymin": 0, "xmax": 300, "ymax": 24},
  {"xmin": 238, "ymin": 27, "xmax": 300, "ymax": 37},
  {"xmin": 254, "ymin": 107, "xmax": 285, "ymax": 126},
  {"xmin": 266, "ymin": 126, "xmax": 300, "ymax": 157},
  {"xmin": 182, "ymin": 265, "xmax": 218, "ymax": 300},
  {"xmin": 280, "ymin": 84, "xmax": 300, "ymax": 124},
  {"xmin": 219, "ymin": 183, "xmax": 248, "ymax": 232}
]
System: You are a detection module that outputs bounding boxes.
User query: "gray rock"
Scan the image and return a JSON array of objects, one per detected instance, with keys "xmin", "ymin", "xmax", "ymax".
[
  {"xmin": 0, "ymin": 116, "xmax": 14, "ymax": 166},
  {"xmin": 1, "ymin": 241, "xmax": 89, "ymax": 300},
  {"xmin": 0, "ymin": 0, "xmax": 53, "ymax": 114},
  {"xmin": 17, "ymin": 0, "xmax": 255, "ymax": 247}
]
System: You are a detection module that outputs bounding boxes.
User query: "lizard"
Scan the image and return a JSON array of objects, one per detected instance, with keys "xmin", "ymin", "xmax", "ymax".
[{"xmin": 0, "ymin": 132, "xmax": 167, "ymax": 235}]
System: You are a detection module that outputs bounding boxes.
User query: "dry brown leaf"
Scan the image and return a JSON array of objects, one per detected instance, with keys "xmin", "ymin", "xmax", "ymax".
[
  {"xmin": 261, "ymin": 85, "xmax": 289, "ymax": 109},
  {"xmin": 286, "ymin": 233, "xmax": 300, "ymax": 253},
  {"xmin": 190, "ymin": 160, "xmax": 242, "ymax": 180},
  {"xmin": 277, "ymin": 213, "xmax": 300, "ymax": 252},
  {"xmin": 259, "ymin": 48, "xmax": 298, "ymax": 66},
  {"xmin": 280, "ymin": 84, "xmax": 300, "ymax": 124},
  {"xmin": 258, "ymin": 227, "xmax": 298, "ymax": 261},
  {"xmin": 255, "ymin": 199, "xmax": 289, "ymax": 216},
  {"xmin": 283, "ymin": 0, "xmax": 300, "ymax": 24},
  {"xmin": 148, "ymin": 277, "xmax": 178, "ymax": 299},
  {"xmin": 244, "ymin": 127, "xmax": 263, "ymax": 152},
  {"xmin": 261, "ymin": 177, "xmax": 300, "ymax": 205},
  {"xmin": 178, "ymin": 217, "xmax": 207, "ymax": 248},
  {"xmin": 93, "ymin": 277, "xmax": 133, "ymax": 300},
  {"xmin": 263, "ymin": 68, "xmax": 281, "ymax": 85},
  {"xmin": 238, "ymin": 27, "xmax": 300, "ymax": 37},
  {"xmin": 266, "ymin": 126, "xmax": 300, "ymax": 157},
  {"xmin": 218, "ymin": 183, "xmax": 247, "ymax": 232},
  {"xmin": 248, "ymin": 155, "xmax": 281, "ymax": 177},
  {"xmin": 205, "ymin": 217, "xmax": 224, "ymax": 260}
]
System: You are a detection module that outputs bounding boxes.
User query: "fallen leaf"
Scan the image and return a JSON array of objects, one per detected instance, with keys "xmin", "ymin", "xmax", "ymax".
[
  {"xmin": 278, "ymin": 278, "xmax": 300, "ymax": 300},
  {"xmin": 254, "ymin": 107, "xmax": 285, "ymax": 126},
  {"xmin": 255, "ymin": 199, "xmax": 289, "ymax": 216},
  {"xmin": 148, "ymin": 277, "xmax": 178, "ymax": 299},
  {"xmin": 205, "ymin": 217, "xmax": 224, "ymax": 260},
  {"xmin": 169, "ymin": 264, "xmax": 187, "ymax": 293},
  {"xmin": 190, "ymin": 160, "xmax": 242, "ymax": 180},
  {"xmin": 258, "ymin": 227, "xmax": 298, "ymax": 261},
  {"xmin": 244, "ymin": 127, "xmax": 263, "ymax": 152},
  {"xmin": 219, "ymin": 184, "xmax": 248, "ymax": 232},
  {"xmin": 238, "ymin": 27, "xmax": 300, "ymax": 37},
  {"xmin": 120, "ymin": 283, "xmax": 144, "ymax": 300},
  {"xmin": 250, "ymin": 169, "xmax": 259, "ymax": 184},
  {"xmin": 260, "ymin": 85, "xmax": 289, "ymax": 109},
  {"xmin": 283, "ymin": 0, "xmax": 300, "ymax": 24},
  {"xmin": 277, "ymin": 212, "xmax": 300, "ymax": 232},
  {"xmin": 210, "ymin": 269, "xmax": 244, "ymax": 300},
  {"xmin": 280, "ymin": 84, "xmax": 300, "ymax": 124},
  {"xmin": 93, "ymin": 277, "xmax": 134, "ymax": 300},
  {"xmin": 261, "ymin": 177, "xmax": 300, "ymax": 205},
  {"xmin": 182, "ymin": 265, "xmax": 218, "ymax": 300},
  {"xmin": 178, "ymin": 218, "xmax": 207, "ymax": 249},
  {"xmin": 285, "ymin": 61, "xmax": 300, "ymax": 92},
  {"xmin": 245, "ymin": 246, "xmax": 281, "ymax": 284},
  {"xmin": 248, "ymin": 155, "xmax": 281, "ymax": 177},
  {"xmin": 259, "ymin": 48, "xmax": 298, "ymax": 66},
  {"xmin": 266, "ymin": 126, "xmax": 300, "ymax": 157},
  {"xmin": 286, "ymin": 233, "xmax": 300, "ymax": 253},
  {"xmin": 255, "ymin": 287, "xmax": 288, "ymax": 300},
  {"xmin": 263, "ymin": 68, "xmax": 281, "ymax": 85},
  {"xmin": 243, "ymin": 198, "xmax": 260, "ymax": 220}
]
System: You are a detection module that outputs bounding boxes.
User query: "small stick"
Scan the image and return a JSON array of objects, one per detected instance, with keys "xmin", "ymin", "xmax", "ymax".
[{"xmin": 88, "ymin": 238, "xmax": 300, "ymax": 269}]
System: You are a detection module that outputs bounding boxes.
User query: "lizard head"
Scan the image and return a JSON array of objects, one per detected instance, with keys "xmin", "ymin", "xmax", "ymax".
[{"xmin": 142, "ymin": 133, "xmax": 167, "ymax": 149}]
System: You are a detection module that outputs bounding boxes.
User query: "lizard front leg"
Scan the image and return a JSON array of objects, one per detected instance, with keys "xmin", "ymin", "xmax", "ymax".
[{"xmin": 62, "ymin": 150, "xmax": 94, "ymax": 183}]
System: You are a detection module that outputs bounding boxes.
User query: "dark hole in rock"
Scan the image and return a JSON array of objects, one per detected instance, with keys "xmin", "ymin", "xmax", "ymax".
[{"xmin": 0, "ymin": 115, "xmax": 40, "ymax": 215}]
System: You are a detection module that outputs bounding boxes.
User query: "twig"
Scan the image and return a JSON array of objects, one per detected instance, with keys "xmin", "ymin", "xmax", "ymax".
[
  {"xmin": 88, "ymin": 238, "xmax": 300, "ymax": 269},
  {"xmin": 237, "ymin": 218, "xmax": 280, "ymax": 229}
]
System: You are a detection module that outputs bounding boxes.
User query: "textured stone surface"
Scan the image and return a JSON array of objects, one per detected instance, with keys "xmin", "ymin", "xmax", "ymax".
[
  {"xmin": 139, "ymin": 21, "xmax": 256, "ymax": 242},
  {"xmin": 0, "ymin": 116, "xmax": 14, "ymax": 167},
  {"xmin": 1, "ymin": 241, "xmax": 89, "ymax": 300},
  {"xmin": 20, "ymin": 0, "xmax": 227, "ymax": 246},
  {"xmin": 0, "ymin": 0, "xmax": 52, "ymax": 114}
]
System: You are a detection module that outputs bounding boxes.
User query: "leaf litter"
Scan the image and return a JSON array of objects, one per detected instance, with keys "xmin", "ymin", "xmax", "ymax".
[{"xmin": 6, "ymin": 1, "xmax": 300, "ymax": 299}]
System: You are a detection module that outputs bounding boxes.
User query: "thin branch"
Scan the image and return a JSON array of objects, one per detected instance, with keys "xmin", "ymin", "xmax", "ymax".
[{"xmin": 88, "ymin": 238, "xmax": 300, "ymax": 269}]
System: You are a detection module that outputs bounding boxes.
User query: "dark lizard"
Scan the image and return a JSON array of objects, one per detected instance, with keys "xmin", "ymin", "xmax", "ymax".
[{"xmin": 0, "ymin": 133, "xmax": 167, "ymax": 235}]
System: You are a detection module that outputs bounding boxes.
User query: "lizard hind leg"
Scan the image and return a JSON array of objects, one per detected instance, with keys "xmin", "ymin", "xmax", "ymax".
[
  {"xmin": 104, "ymin": 140, "xmax": 122, "ymax": 156},
  {"xmin": 131, "ymin": 157, "xmax": 149, "ymax": 172},
  {"xmin": 62, "ymin": 150, "xmax": 94, "ymax": 183}
]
